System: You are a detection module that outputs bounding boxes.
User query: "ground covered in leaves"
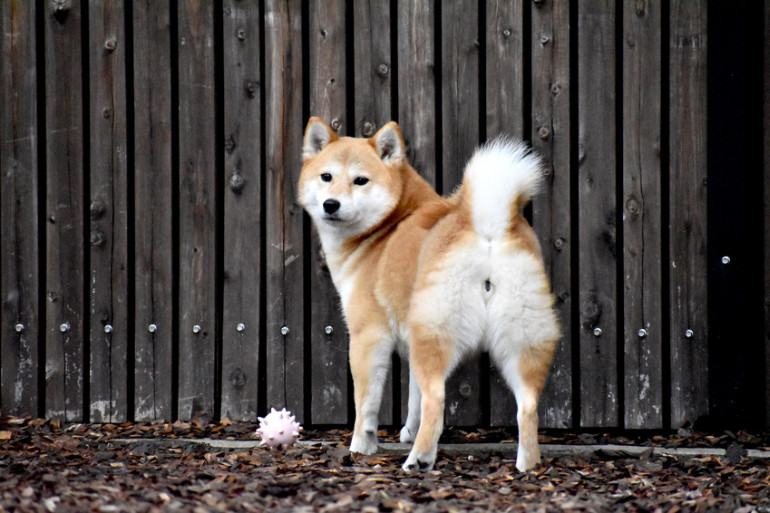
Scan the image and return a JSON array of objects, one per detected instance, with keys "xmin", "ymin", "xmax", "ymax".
[{"xmin": 1, "ymin": 417, "xmax": 769, "ymax": 512}]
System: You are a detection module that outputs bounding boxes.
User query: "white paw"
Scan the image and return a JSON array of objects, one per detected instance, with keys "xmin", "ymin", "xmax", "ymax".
[
  {"xmin": 399, "ymin": 425, "xmax": 416, "ymax": 444},
  {"xmin": 350, "ymin": 430, "xmax": 378, "ymax": 455},
  {"xmin": 402, "ymin": 448, "xmax": 436, "ymax": 472}
]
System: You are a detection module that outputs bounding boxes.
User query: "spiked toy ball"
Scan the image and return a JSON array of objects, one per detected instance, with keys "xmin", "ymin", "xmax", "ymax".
[{"xmin": 257, "ymin": 408, "xmax": 303, "ymax": 449}]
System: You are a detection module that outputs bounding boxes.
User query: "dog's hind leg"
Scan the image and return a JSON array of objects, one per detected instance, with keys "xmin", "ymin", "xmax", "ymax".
[
  {"xmin": 402, "ymin": 324, "xmax": 453, "ymax": 471},
  {"xmin": 349, "ymin": 334, "xmax": 393, "ymax": 454},
  {"xmin": 399, "ymin": 362, "xmax": 421, "ymax": 443},
  {"xmin": 490, "ymin": 341, "xmax": 555, "ymax": 471}
]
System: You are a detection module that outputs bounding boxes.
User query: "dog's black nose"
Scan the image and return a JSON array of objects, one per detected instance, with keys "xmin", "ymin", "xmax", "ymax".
[{"xmin": 323, "ymin": 199, "xmax": 341, "ymax": 214}]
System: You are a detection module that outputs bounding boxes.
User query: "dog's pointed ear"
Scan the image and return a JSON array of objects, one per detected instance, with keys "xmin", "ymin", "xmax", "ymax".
[
  {"xmin": 303, "ymin": 117, "xmax": 338, "ymax": 161},
  {"xmin": 370, "ymin": 122, "xmax": 405, "ymax": 164}
]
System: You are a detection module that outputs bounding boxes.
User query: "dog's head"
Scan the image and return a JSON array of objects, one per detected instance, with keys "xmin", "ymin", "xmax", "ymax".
[{"xmin": 299, "ymin": 117, "xmax": 406, "ymax": 239}]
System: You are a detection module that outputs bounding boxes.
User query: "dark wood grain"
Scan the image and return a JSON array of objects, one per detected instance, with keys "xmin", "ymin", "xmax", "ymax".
[
  {"xmin": 353, "ymin": 0, "xmax": 394, "ymax": 426},
  {"xmin": 531, "ymin": 0, "xmax": 573, "ymax": 429},
  {"xmin": 669, "ymin": 0, "xmax": 708, "ymax": 428},
  {"xmin": 441, "ymin": 0, "xmax": 482, "ymax": 428},
  {"xmin": 88, "ymin": 0, "xmax": 129, "ymax": 423},
  {"xmin": 577, "ymin": 0, "xmax": 618, "ymax": 428},
  {"xmin": 44, "ymin": 0, "xmax": 85, "ymax": 422},
  {"xmin": 622, "ymin": 0, "xmax": 663, "ymax": 429},
  {"xmin": 177, "ymin": 1, "xmax": 217, "ymax": 421},
  {"xmin": 132, "ymin": 0, "xmax": 174, "ymax": 422},
  {"xmin": 307, "ymin": 0, "xmax": 348, "ymax": 425},
  {"xmin": 0, "ymin": 0, "xmax": 40, "ymax": 417},
  {"xmin": 485, "ymin": 0, "xmax": 524, "ymax": 427},
  {"xmin": 221, "ymin": 0, "xmax": 262, "ymax": 422},
  {"xmin": 264, "ymin": 0, "xmax": 306, "ymax": 423}
]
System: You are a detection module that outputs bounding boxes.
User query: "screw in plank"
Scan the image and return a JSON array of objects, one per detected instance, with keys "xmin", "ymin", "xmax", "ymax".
[
  {"xmin": 192, "ymin": 325, "xmax": 201, "ymax": 334},
  {"xmin": 502, "ymin": 28, "xmax": 512, "ymax": 38},
  {"xmin": 377, "ymin": 63, "xmax": 390, "ymax": 77},
  {"xmin": 330, "ymin": 119, "xmax": 341, "ymax": 131},
  {"xmin": 637, "ymin": 328, "xmax": 648, "ymax": 338},
  {"xmin": 684, "ymin": 329, "xmax": 694, "ymax": 339},
  {"xmin": 148, "ymin": 323, "xmax": 157, "ymax": 334},
  {"xmin": 324, "ymin": 325, "xmax": 334, "ymax": 335},
  {"xmin": 236, "ymin": 323, "xmax": 246, "ymax": 333},
  {"xmin": 721, "ymin": 255, "xmax": 730, "ymax": 265},
  {"xmin": 59, "ymin": 322, "xmax": 70, "ymax": 333},
  {"xmin": 104, "ymin": 324, "xmax": 113, "ymax": 334},
  {"xmin": 237, "ymin": 28, "xmax": 246, "ymax": 41},
  {"xmin": 281, "ymin": 326, "xmax": 290, "ymax": 336},
  {"xmin": 14, "ymin": 323, "xmax": 24, "ymax": 333},
  {"xmin": 104, "ymin": 37, "xmax": 117, "ymax": 52},
  {"xmin": 362, "ymin": 121, "xmax": 374, "ymax": 137},
  {"xmin": 592, "ymin": 327, "xmax": 602, "ymax": 337}
]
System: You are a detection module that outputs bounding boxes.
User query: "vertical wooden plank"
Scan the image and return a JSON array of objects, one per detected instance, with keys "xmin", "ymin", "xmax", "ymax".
[
  {"xmin": 221, "ymin": 1, "xmax": 261, "ymax": 422},
  {"xmin": 0, "ymin": 0, "xmax": 40, "ymax": 417},
  {"xmin": 177, "ymin": 1, "xmax": 217, "ymax": 420},
  {"xmin": 264, "ymin": 0, "xmax": 305, "ymax": 422},
  {"xmin": 397, "ymin": 0, "xmax": 437, "ymax": 187},
  {"xmin": 45, "ymin": 0, "xmax": 85, "ymax": 422},
  {"xmin": 577, "ymin": 0, "xmax": 618, "ymax": 427},
  {"xmin": 396, "ymin": 0, "xmax": 437, "ymax": 425},
  {"xmin": 622, "ymin": 0, "xmax": 663, "ymax": 429},
  {"xmin": 354, "ymin": 1, "xmax": 391, "ymax": 137},
  {"xmin": 353, "ymin": 0, "xmax": 394, "ymax": 426},
  {"xmin": 441, "ymin": 0, "xmax": 482, "ymax": 427},
  {"xmin": 485, "ymin": 0, "xmax": 524, "ymax": 427},
  {"xmin": 531, "ymin": 0, "xmax": 573, "ymax": 429},
  {"xmin": 307, "ymin": 0, "xmax": 348, "ymax": 425},
  {"xmin": 133, "ymin": 0, "xmax": 174, "ymax": 422},
  {"xmin": 765, "ymin": 0, "xmax": 770, "ymax": 429},
  {"xmin": 88, "ymin": 0, "xmax": 129, "ymax": 423},
  {"xmin": 669, "ymin": 0, "xmax": 708, "ymax": 429}
]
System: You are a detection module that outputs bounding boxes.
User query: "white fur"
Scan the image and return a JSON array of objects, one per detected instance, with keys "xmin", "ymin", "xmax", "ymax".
[{"xmin": 464, "ymin": 137, "xmax": 543, "ymax": 240}]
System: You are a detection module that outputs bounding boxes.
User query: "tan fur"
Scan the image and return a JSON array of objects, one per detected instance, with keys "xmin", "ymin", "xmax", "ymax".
[{"xmin": 299, "ymin": 118, "xmax": 559, "ymax": 472}]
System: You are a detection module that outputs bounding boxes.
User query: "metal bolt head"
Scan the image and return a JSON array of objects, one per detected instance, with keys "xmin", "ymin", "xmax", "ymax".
[
  {"xmin": 104, "ymin": 324, "xmax": 113, "ymax": 334},
  {"xmin": 192, "ymin": 324, "xmax": 201, "ymax": 334},
  {"xmin": 685, "ymin": 329, "xmax": 694, "ymax": 339},
  {"xmin": 148, "ymin": 323, "xmax": 157, "ymax": 333},
  {"xmin": 281, "ymin": 326, "xmax": 290, "ymax": 336},
  {"xmin": 324, "ymin": 325, "xmax": 334, "ymax": 335},
  {"xmin": 638, "ymin": 328, "xmax": 648, "ymax": 338},
  {"xmin": 14, "ymin": 323, "xmax": 24, "ymax": 333},
  {"xmin": 59, "ymin": 322, "xmax": 70, "ymax": 333},
  {"xmin": 593, "ymin": 327, "xmax": 602, "ymax": 337},
  {"xmin": 721, "ymin": 255, "xmax": 731, "ymax": 265},
  {"xmin": 236, "ymin": 323, "xmax": 246, "ymax": 333}
]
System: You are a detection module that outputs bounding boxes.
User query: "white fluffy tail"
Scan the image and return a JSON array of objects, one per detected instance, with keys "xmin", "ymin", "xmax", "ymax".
[{"xmin": 461, "ymin": 137, "xmax": 544, "ymax": 240}]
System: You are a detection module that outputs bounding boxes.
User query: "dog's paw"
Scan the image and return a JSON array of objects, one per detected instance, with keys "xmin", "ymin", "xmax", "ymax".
[
  {"xmin": 399, "ymin": 425, "xmax": 416, "ymax": 444},
  {"xmin": 350, "ymin": 430, "xmax": 378, "ymax": 455},
  {"xmin": 402, "ymin": 449, "xmax": 436, "ymax": 472}
]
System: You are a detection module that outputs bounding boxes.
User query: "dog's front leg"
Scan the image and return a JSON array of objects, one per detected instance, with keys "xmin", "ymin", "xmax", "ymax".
[{"xmin": 349, "ymin": 335, "xmax": 393, "ymax": 455}]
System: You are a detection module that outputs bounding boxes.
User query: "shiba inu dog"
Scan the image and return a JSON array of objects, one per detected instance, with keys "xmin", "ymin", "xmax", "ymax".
[{"xmin": 299, "ymin": 117, "xmax": 559, "ymax": 472}]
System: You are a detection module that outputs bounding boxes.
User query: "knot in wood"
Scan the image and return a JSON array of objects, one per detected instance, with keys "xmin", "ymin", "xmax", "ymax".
[
  {"xmin": 502, "ymin": 28, "xmax": 512, "ymax": 38},
  {"xmin": 229, "ymin": 172, "xmax": 245, "ymax": 194},
  {"xmin": 625, "ymin": 197, "xmax": 640, "ymax": 216},
  {"xmin": 553, "ymin": 237, "xmax": 566, "ymax": 251},
  {"xmin": 533, "ymin": 0, "xmax": 545, "ymax": 7},
  {"xmin": 377, "ymin": 63, "xmax": 390, "ymax": 77},
  {"xmin": 459, "ymin": 382, "xmax": 472, "ymax": 398},
  {"xmin": 104, "ymin": 37, "xmax": 117, "ymax": 52},
  {"xmin": 244, "ymin": 80, "xmax": 259, "ymax": 99},
  {"xmin": 540, "ymin": 34, "xmax": 550, "ymax": 46},
  {"xmin": 90, "ymin": 200, "xmax": 106, "ymax": 219},
  {"xmin": 237, "ymin": 28, "xmax": 246, "ymax": 41},
  {"xmin": 361, "ymin": 121, "xmax": 374, "ymax": 137},
  {"xmin": 538, "ymin": 125, "xmax": 551, "ymax": 140},
  {"xmin": 635, "ymin": 0, "xmax": 646, "ymax": 17},
  {"xmin": 551, "ymin": 82, "xmax": 562, "ymax": 95},
  {"xmin": 330, "ymin": 119, "xmax": 341, "ymax": 131},
  {"xmin": 90, "ymin": 229, "xmax": 106, "ymax": 247}
]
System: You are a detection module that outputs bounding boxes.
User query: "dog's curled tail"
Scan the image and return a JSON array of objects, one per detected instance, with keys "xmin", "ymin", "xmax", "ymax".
[{"xmin": 459, "ymin": 136, "xmax": 544, "ymax": 240}]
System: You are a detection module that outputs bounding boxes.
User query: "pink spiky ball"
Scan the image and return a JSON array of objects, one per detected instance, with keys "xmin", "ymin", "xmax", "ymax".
[{"xmin": 256, "ymin": 408, "xmax": 303, "ymax": 449}]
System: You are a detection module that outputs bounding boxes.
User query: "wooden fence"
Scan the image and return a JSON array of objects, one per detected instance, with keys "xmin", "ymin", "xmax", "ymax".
[{"xmin": 1, "ymin": 0, "xmax": 768, "ymax": 431}]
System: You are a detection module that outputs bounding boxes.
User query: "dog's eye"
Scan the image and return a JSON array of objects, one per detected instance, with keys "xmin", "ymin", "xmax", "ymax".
[
  {"xmin": 320, "ymin": 173, "xmax": 332, "ymax": 182},
  {"xmin": 353, "ymin": 176, "xmax": 369, "ymax": 186}
]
